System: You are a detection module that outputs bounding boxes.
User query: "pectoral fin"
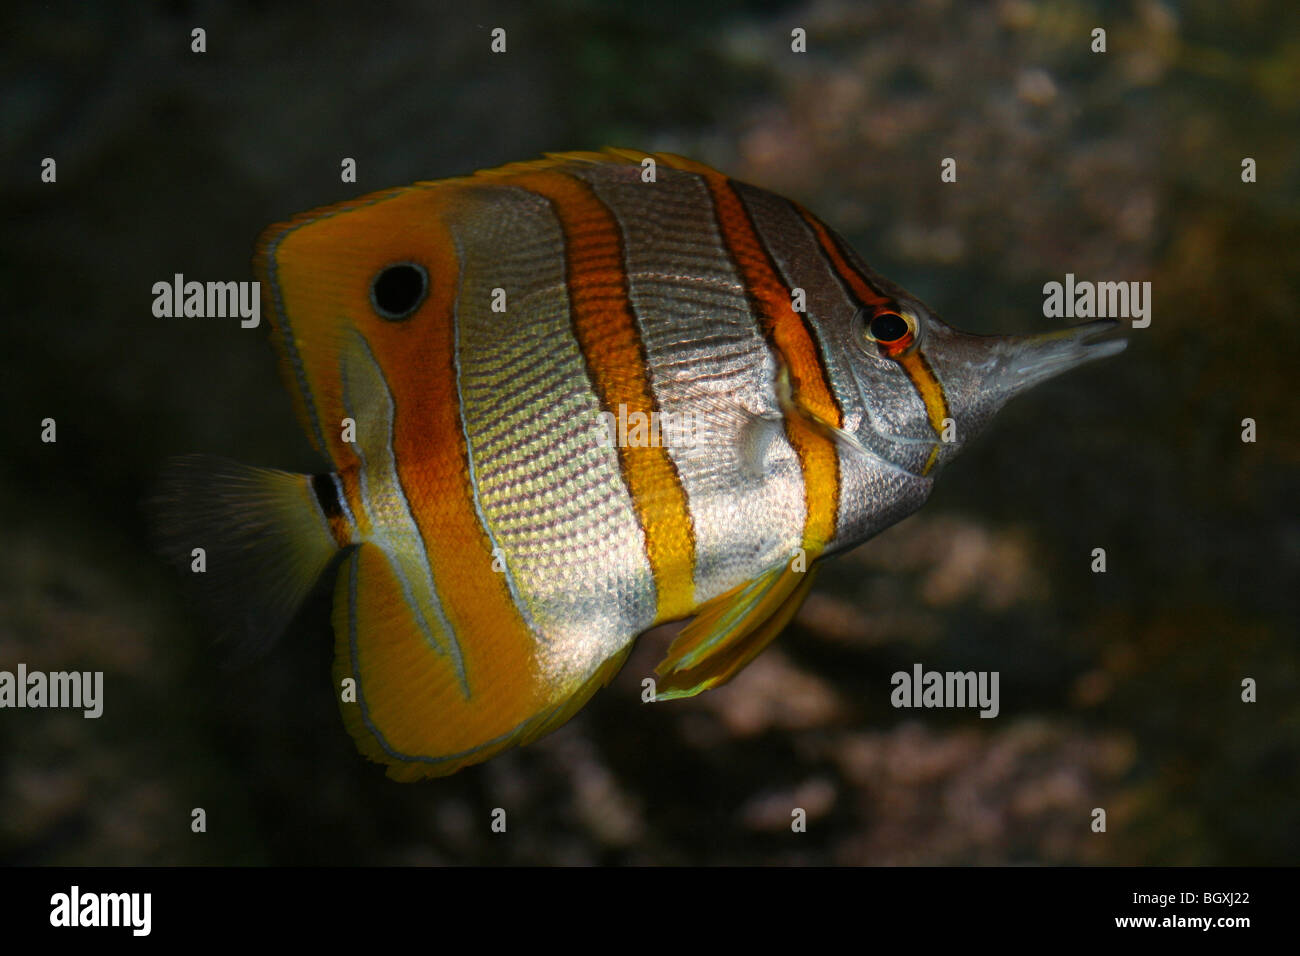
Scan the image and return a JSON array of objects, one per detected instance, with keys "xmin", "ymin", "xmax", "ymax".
[{"xmin": 653, "ymin": 561, "xmax": 819, "ymax": 701}]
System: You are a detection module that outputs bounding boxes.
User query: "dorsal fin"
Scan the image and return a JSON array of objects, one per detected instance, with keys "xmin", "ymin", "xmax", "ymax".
[{"xmin": 446, "ymin": 147, "xmax": 717, "ymax": 185}]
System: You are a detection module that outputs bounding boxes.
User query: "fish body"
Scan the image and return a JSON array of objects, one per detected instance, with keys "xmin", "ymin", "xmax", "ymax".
[{"xmin": 155, "ymin": 149, "xmax": 1124, "ymax": 779}]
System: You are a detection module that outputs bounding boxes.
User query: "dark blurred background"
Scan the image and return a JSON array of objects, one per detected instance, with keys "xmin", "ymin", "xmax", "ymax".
[{"xmin": 2, "ymin": 0, "xmax": 1296, "ymax": 865}]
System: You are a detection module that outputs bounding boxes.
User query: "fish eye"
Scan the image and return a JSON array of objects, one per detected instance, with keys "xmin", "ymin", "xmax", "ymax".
[
  {"xmin": 859, "ymin": 308, "xmax": 918, "ymax": 356},
  {"xmin": 370, "ymin": 263, "xmax": 428, "ymax": 321},
  {"xmin": 869, "ymin": 312, "xmax": 910, "ymax": 342}
]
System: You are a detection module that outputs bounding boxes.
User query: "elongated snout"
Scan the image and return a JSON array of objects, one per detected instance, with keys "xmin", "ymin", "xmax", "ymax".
[
  {"xmin": 986, "ymin": 319, "xmax": 1128, "ymax": 406},
  {"xmin": 910, "ymin": 318, "xmax": 1128, "ymax": 475}
]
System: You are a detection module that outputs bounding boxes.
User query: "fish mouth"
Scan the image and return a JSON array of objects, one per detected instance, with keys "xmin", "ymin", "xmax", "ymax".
[{"xmin": 992, "ymin": 318, "xmax": 1128, "ymax": 400}]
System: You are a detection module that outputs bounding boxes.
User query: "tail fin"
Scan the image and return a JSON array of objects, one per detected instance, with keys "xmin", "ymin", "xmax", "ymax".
[{"xmin": 148, "ymin": 454, "xmax": 342, "ymax": 657}]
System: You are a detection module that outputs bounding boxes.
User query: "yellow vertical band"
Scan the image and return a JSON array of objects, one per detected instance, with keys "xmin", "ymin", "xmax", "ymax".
[{"xmin": 897, "ymin": 351, "xmax": 950, "ymax": 475}]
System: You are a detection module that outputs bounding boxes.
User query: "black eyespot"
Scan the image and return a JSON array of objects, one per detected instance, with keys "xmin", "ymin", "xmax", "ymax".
[
  {"xmin": 370, "ymin": 263, "xmax": 428, "ymax": 321},
  {"xmin": 870, "ymin": 311, "xmax": 909, "ymax": 343}
]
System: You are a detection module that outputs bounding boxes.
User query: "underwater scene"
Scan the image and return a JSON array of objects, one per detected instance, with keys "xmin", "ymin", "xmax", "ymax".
[{"xmin": 1, "ymin": 0, "xmax": 1297, "ymax": 870}]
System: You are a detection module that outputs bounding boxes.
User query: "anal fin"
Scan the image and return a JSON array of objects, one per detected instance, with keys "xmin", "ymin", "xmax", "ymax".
[{"xmin": 653, "ymin": 562, "xmax": 819, "ymax": 701}]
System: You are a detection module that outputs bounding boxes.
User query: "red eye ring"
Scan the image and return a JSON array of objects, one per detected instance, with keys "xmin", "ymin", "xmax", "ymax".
[{"xmin": 863, "ymin": 309, "xmax": 917, "ymax": 356}]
